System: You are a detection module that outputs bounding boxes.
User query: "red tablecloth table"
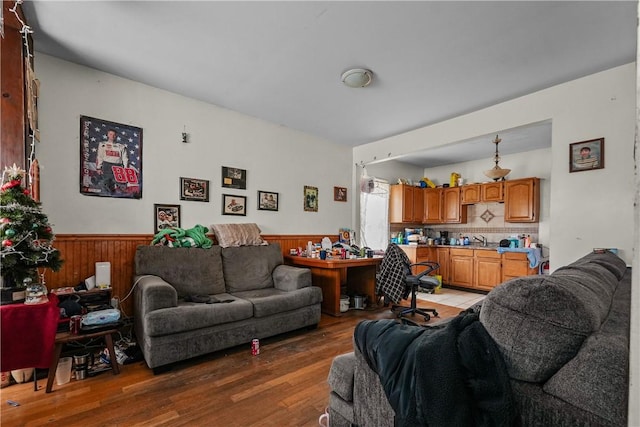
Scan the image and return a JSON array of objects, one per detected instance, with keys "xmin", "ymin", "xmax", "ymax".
[{"xmin": 0, "ymin": 293, "xmax": 59, "ymax": 372}]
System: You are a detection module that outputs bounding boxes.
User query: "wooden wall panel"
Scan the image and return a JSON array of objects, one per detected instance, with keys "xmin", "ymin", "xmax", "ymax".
[{"xmin": 46, "ymin": 234, "xmax": 340, "ymax": 318}]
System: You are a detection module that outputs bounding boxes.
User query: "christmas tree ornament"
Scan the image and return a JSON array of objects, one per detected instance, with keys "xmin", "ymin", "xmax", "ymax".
[
  {"xmin": 4, "ymin": 228, "xmax": 16, "ymax": 237},
  {"xmin": 2, "ymin": 239, "xmax": 12, "ymax": 247}
]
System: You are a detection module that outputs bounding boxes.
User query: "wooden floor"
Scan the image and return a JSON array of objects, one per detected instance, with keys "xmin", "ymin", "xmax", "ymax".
[{"xmin": 1, "ymin": 300, "xmax": 461, "ymax": 427}]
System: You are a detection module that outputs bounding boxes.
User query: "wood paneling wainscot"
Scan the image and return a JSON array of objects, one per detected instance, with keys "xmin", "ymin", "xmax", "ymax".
[{"xmin": 45, "ymin": 234, "xmax": 338, "ymax": 318}]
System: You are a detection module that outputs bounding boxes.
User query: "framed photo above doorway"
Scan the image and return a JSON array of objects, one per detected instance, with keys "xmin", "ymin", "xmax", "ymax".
[{"xmin": 569, "ymin": 138, "xmax": 604, "ymax": 173}]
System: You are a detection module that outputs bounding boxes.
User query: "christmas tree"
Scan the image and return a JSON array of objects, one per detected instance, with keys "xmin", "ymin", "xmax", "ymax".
[{"xmin": 1, "ymin": 164, "xmax": 63, "ymax": 287}]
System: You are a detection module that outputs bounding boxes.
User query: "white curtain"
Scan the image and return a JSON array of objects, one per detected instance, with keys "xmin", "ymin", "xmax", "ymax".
[{"xmin": 359, "ymin": 177, "xmax": 389, "ymax": 251}]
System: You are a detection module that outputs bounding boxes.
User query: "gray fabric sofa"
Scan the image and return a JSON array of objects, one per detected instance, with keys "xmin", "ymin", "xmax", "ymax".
[
  {"xmin": 327, "ymin": 251, "xmax": 630, "ymax": 426},
  {"xmin": 133, "ymin": 243, "xmax": 322, "ymax": 370}
]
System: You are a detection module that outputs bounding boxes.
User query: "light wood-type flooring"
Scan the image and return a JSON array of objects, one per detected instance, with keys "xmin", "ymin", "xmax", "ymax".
[{"xmin": 1, "ymin": 299, "xmax": 462, "ymax": 427}]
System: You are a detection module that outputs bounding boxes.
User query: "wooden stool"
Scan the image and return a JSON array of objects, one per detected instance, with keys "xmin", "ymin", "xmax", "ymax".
[{"xmin": 46, "ymin": 328, "xmax": 120, "ymax": 393}]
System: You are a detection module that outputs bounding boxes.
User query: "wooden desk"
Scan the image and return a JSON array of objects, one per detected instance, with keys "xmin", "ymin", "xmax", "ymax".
[
  {"xmin": 284, "ymin": 255, "xmax": 382, "ymax": 316},
  {"xmin": 46, "ymin": 328, "xmax": 120, "ymax": 393}
]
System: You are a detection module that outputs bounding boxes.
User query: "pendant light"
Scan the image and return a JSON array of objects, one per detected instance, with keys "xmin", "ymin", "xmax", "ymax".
[{"xmin": 483, "ymin": 135, "xmax": 511, "ymax": 181}]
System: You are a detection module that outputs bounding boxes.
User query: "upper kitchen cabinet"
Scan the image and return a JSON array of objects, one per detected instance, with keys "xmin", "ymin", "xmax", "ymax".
[
  {"xmin": 504, "ymin": 177, "xmax": 540, "ymax": 223},
  {"xmin": 462, "ymin": 182, "xmax": 503, "ymax": 204},
  {"xmin": 423, "ymin": 187, "xmax": 442, "ymax": 223},
  {"xmin": 442, "ymin": 187, "xmax": 467, "ymax": 223},
  {"xmin": 389, "ymin": 184, "xmax": 424, "ymax": 223},
  {"xmin": 481, "ymin": 182, "xmax": 504, "ymax": 202},
  {"xmin": 461, "ymin": 184, "xmax": 481, "ymax": 205}
]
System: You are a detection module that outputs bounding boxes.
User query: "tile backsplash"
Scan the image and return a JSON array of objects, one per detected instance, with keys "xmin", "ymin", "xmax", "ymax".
[{"xmin": 391, "ymin": 202, "xmax": 541, "ymax": 247}]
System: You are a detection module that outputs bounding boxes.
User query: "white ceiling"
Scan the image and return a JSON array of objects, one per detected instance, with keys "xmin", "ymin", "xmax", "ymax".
[{"xmin": 22, "ymin": 1, "xmax": 637, "ymax": 167}]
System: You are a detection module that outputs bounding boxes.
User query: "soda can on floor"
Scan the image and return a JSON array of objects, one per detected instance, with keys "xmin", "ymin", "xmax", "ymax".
[
  {"xmin": 70, "ymin": 315, "xmax": 81, "ymax": 334},
  {"xmin": 251, "ymin": 338, "xmax": 260, "ymax": 356}
]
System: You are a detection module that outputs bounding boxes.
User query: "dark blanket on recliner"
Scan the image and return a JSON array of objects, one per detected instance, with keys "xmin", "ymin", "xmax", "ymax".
[{"xmin": 354, "ymin": 312, "xmax": 515, "ymax": 427}]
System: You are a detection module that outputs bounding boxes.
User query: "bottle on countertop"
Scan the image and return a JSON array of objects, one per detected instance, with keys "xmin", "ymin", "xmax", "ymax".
[{"xmin": 525, "ymin": 235, "xmax": 531, "ymax": 248}]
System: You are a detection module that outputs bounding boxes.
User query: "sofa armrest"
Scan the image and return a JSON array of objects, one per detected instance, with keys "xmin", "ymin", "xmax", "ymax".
[
  {"xmin": 134, "ymin": 274, "xmax": 178, "ymax": 315},
  {"xmin": 272, "ymin": 264, "xmax": 312, "ymax": 291}
]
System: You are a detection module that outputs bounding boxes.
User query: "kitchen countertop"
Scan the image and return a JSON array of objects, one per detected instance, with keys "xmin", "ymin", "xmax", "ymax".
[{"xmin": 399, "ymin": 243, "xmax": 499, "ymax": 251}]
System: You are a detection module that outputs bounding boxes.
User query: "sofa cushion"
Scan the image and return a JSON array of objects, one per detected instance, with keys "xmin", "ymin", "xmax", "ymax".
[
  {"xmin": 231, "ymin": 287, "xmax": 322, "ymax": 318},
  {"xmin": 135, "ymin": 246, "xmax": 225, "ymax": 297},
  {"xmin": 479, "ymin": 270, "xmax": 609, "ymax": 383},
  {"xmin": 543, "ymin": 333, "xmax": 629, "ymax": 426},
  {"xmin": 221, "ymin": 244, "xmax": 283, "ymax": 292},
  {"xmin": 144, "ymin": 293, "xmax": 253, "ymax": 336},
  {"xmin": 210, "ymin": 223, "xmax": 267, "ymax": 248}
]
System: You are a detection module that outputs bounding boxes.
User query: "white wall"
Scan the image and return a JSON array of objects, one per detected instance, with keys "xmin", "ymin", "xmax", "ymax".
[
  {"xmin": 34, "ymin": 54, "xmax": 352, "ymax": 235},
  {"xmin": 354, "ymin": 64, "xmax": 636, "ymax": 268}
]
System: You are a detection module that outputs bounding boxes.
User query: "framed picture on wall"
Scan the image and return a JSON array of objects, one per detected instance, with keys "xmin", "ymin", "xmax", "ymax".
[
  {"xmin": 154, "ymin": 204, "xmax": 180, "ymax": 233},
  {"xmin": 222, "ymin": 194, "xmax": 247, "ymax": 216},
  {"xmin": 334, "ymin": 186, "xmax": 347, "ymax": 202},
  {"xmin": 180, "ymin": 177, "xmax": 209, "ymax": 202},
  {"xmin": 569, "ymin": 138, "xmax": 604, "ymax": 173},
  {"xmin": 304, "ymin": 186, "xmax": 318, "ymax": 212},
  {"xmin": 221, "ymin": 166, "xmax": 246, "ymax": 189},
  {"xmin": 258, "ymin": 191, "xmax": 279, "ymax": 211},
  {"xmin": 80, "ymin": 115, "xmax": 143, "ymax": 199}
]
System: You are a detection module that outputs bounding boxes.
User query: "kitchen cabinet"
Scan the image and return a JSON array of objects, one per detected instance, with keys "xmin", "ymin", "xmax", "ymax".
[
  {"xmin": 461, "ymin": 184, "xmax": 481, "ymax": 205},
  {"xmin": 423, "ymin": 188, "xmax": 442, "ymax": 223},
  {"xmin": 449, "ymin": 248, "xmax": 474, "ymax": 287},
  {"xmin": 389, "ymin": 184, "xmax": 424, "ymax": 223},
  {"xmin": 481, "ymin": 182, "xmax": 503, "ymax": 202},
  {"xmin": 502, "ymin": 252, "xmax": 538, "ymax": 282},
  {"xmin": 504, "ymin": 178, "xmax": 540, "ymax": 223},
  {"xmin": 435, "ymin": 247, "xmax": 450, "ymax": 284},
  {"xmin": 442, "ymin": 187, "xmax": 467, "ymax": 223},
  {"xmin": 474, "ymin": 250, "xmax": 502, "ymax": 291},
  {"xmin": 401, "ymin": 246, "xmax": 437, "ymax": 275}
]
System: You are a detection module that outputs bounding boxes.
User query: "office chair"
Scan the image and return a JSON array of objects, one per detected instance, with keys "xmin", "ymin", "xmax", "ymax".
[
  {"xmin": 376, "ymin": 243, "xmax": 440, "ymax": 324},
  {"xmin": 392, "ymin": 261, "xmax": 440, "ymax": 324}
]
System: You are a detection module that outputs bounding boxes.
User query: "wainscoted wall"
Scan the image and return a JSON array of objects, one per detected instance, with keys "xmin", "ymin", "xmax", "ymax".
[{"xmin": 44, "ymin": 234, "xmax": 338, "ymax": 317}]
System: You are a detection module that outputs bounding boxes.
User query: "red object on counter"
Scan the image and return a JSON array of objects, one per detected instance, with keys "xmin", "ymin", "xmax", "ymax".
[{"xmin": 0, "ymin": 293, "xmax": 59, "ymax": 371}]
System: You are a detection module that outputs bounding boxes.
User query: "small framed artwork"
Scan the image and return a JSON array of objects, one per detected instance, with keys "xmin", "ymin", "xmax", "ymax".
[
  {"xmin": 154, "ymin": 204, "xmax": 181, "ymax": 233},
  {"xmin": 304, "ymin": 186, "xmax": 318, "ymax": 212},
  {"xmin": 570, "ymin": 138, "xmax": 604, "ymax": 173},
  {"xmin": 222, "ymin": 194, "xmax": 247, "ymax": 216},
  {"xmin": 258, "ymin": 190, "xmax": 279, "ymax": 211},
  {"xmin": 180, "ymin": 177, "xmax": 209, "ymax": 202},
  {"xmin": 221, "ymin": 166, "xmax": 247, "ymax": 189},
  {"xmin": 334, "ymin": 186, "xmax": 347, "ymax": 202}
]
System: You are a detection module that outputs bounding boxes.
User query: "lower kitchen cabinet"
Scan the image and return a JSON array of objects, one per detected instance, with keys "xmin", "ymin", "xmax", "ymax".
[
  {"xmin": 398, "ymin": 246, "xmax": 538, "ymax": 291},
  {"xmin": 401, "ymin": 246, "xmax": 437, "ymax": 275},
  {"xmin": 502, "ymin": 252, "xmax": 538, "ymax": 282},
  {"xmin": 474, "ymin": 250, "xmax": 502, "ymax": 291},
  {"xmin": 449, "ymin": 248, "xmax": 474, "ymax": 287},
  {"xmin": 436, "ymin": 247, "xmax": 450, "ymax": 284}
]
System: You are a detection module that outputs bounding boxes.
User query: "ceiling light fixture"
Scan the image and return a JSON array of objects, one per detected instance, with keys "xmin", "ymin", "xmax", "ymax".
[
  {"xmin": 341, "ymin": 68, "xmax": 373, "ymax": 88},
  {"xmin": 483, "ymin": 134, "xmax": 511, "ymax": 181}
]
